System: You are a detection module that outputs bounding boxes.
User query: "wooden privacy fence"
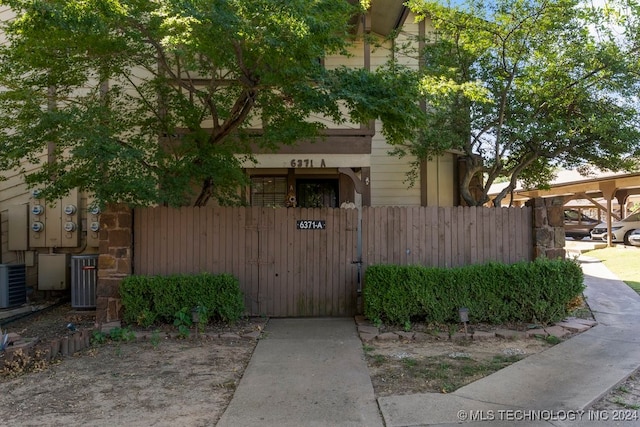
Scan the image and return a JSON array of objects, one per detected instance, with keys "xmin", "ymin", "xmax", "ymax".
[
  {"xmin": 133, "ymin": 207, "xmax": 359, "ymax": 317},
  {"xmin": 361, "ymin": 206, "xmax": 532, "ymax": 268},
  {"xmin": 133, "ymin": 206, "xmax": 533, "ymax": 317}
]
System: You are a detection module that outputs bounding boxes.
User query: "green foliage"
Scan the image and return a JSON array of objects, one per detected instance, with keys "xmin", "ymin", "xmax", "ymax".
[
  {"xmin": 193, "ymin": 305, "xmax": 210, "ymax": 333},
  {"xmin": 0, "ymin": 0, "xmax": 423, "ymax": 207},
  {"xmin": 401, "ymin": 0, "xmax": 640, "ymax": 206},
  {"xmin": 363, "ymin": 258, "xmax": 584, "ymax": 326},
  {"xmin": 108, "ymin": 326, "xmax": 136, "ymax": 342},
  {"xmin": 149, "ymin": 330, "xmax": 161, "ymax": 349},
  {"xmin": 91, "ymin": 327, "xmax": 135, "ymax": 345},
  {"xmin": 545, "ymin": 335, "xmax": 562, "ymax": 345},
  {"xmin": 173, "ymin": 308, "xmax": 193, "ymax": 338},
  {"xmin": 91, "ymin": 330, "xmax": 107, "ymax": 345},
  {"xmin": 120, "ymin": 272, "xmax": 245, "ymax": 326}
]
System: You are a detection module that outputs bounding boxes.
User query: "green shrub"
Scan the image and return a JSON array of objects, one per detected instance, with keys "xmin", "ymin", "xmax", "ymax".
[
  {"xmin": 120, "ymin": 272, "xmax": 245, "ymax": 326},
  {"xmin": 363, "ymin": 258, "xmax": 584, "ymax": 326}
]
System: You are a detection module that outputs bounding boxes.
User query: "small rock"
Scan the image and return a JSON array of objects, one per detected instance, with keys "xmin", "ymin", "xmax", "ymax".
[
  {"xmin": 359, "ymin": 333, "xmax": 377, "ymax": 342},
  {"xmin": 448, "ymin": 352, "xmax": 471, "ymax": 359},
  {"xmin": 555, "ymin": 320, "xmax": 592, "ymax": 333},
  {"xmin": 358, "ymin": 325, "xmax": 379, "ymax": 335},
  {"xmin": 395, "ymin": 331, "xmax": 415, "ymax": 340},
  {"xmin": 376, "ymin": 332, "xmax": 399, "ymax": 341},
  {"xmin": 100, "ymin": 321, "xmax": 122, "ymax": 333},
  {"xmin": 413, "ymin": 332, "xmax": 430, "ymax": 342},
  {"xmin": 503, "ymin": 347, "xmax": 526, "ymax": 356},
  {"xmin": 542, "ymin": 325, "xmax": 571, "ymax": 338},
  {"xmin": 391, "ymin": 352, "xmax": 411, "ymax": 360},
  {"xmin": 526, "ymin": 329, "xmax": 548, "ymax": 338},
  {"xmin": 495, "ymin": 329, "xmax": 526, "ymax": 339}
]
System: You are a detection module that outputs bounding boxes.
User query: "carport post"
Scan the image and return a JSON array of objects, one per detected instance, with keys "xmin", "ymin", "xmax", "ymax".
[{"xmin": 600, "ymin": 182, "xmax": 617, "ymax": 247}]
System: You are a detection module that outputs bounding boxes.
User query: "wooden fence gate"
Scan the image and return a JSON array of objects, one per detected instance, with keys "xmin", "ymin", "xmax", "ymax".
[
  {"xmin": 133, "ymin": 206, "xmax": 532, "ymax": 317},
  {"xmin": 133, "ymin": 207, "xmax": 359, "ymax": 317}
]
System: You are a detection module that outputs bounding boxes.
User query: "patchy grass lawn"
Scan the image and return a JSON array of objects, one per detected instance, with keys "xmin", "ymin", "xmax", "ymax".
[{"xmin": 585, "ymin": 246, "xmax": 640, "ymax": 294}]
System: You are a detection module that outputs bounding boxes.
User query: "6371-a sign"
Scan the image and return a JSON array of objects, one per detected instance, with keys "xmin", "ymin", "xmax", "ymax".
[{"xmin": 296, "ymin": 220, "xmax": 326, "ymax": 230}]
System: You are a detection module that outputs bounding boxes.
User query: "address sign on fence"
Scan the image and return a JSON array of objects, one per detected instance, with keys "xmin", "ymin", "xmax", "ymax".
[{"xmin": 296, "ymin": 220, "xmax": 326, "ymax": 230}]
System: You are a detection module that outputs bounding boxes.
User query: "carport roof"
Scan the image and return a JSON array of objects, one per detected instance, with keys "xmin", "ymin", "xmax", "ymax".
[
  {"xmin": 489, "ymin": 169, "xmax": 640, "ymax": 203},
  {"xmin": 515, "ymin": 169, "xmax": 640, "ymax": 200}
]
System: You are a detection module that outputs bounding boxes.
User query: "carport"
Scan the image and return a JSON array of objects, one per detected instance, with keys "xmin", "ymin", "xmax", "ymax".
[{"xmin": 513, "ymin": 171, "xmax": 640, "ymax": 246}]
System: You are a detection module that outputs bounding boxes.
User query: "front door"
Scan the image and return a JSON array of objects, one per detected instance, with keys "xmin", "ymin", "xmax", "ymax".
[{"xmin": 296, "ymin": 179, "xmax": 339, "ymax": 208}]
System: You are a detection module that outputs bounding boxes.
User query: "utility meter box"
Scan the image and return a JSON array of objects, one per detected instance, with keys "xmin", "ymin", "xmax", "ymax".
[{"xmin": 38, "ymin": 254, "xmax": 70, "ymax": 291}]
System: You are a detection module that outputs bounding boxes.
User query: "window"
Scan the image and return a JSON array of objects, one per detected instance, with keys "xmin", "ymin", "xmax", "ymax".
[{"xmin": 250, "ymin": 176, "xmax": 287, "ymax": 207}]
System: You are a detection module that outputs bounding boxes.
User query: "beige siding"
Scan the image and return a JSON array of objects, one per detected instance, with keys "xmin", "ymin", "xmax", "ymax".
[
  {"xmin": 324, "ymin": 40, "xmax": 365, "ymax": 69},
  {"xmin": 424, "ymin": 154, "xmax": 456, "ymax": 207},
  {"xmin": 395, "ymin": 13, "xmax": 421, "ymax": 69},
  {"xmin": 367, "ymin": 17, "xmax": 418, "ymax": 206},
  {"xmin": 369, "ymin": 119, "xmax": 421, "ymax": 206}
]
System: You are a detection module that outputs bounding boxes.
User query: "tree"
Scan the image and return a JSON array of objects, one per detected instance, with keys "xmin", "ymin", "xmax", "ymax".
[
  {"xmin": 0, "ymin": 0, "xmax": 424, "ymax": 207},
  {"xmin": 402, "ymin": 0, "xmax": 640, "ymax": 206}
]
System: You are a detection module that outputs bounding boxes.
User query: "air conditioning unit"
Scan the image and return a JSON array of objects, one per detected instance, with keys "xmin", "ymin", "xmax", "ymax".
[
  {"xmin": 71, "ymin": 255, "xmax": 98, "ymax": 309},
  {"xmin": 0, "ymin": 264, "xmax": 27, "ymax": 309}
]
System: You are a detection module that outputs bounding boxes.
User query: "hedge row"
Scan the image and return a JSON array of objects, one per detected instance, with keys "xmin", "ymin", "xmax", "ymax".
[
  {"xmin": 363, "ymin": 258, "xmax": 584, "ymax": 325},
  {"xmin": 120, "ymin": 272, "xmax": 245, "ymax": 326}
]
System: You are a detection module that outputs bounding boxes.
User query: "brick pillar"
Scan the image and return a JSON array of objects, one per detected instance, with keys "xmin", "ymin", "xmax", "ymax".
[
  {"xmin": 96, "ymin": 203, "xmax": 132, "ymax": 324},
  {"xmin": 526, "ymin": 196, "xmax": 565, "ymax": 260}
]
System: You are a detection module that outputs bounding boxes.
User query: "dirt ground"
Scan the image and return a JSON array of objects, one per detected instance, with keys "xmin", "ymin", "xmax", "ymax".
[
  {"xmin": 1, "ymin": 301, "xmax": 638, "ymax": 426},
  {"xmin": 0, "ymin": 303, "xmax": 263, "ymax": 426},
  {"xmin": 364, "ymin": 331, "xmax": 554, "ymax": 396}
]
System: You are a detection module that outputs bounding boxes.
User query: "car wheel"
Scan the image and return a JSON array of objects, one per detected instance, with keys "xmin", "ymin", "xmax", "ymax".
[
  {"xmin": 573, "ymin": 235, "xmax": 584, "ymax": 240},
  {"xmin": 624, "ymin": 230, "xmax": 633, "ymax": 245}
]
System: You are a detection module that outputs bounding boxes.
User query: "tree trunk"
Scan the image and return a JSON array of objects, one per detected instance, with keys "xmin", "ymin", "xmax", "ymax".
[
  {"xmin": 459, "ymin": 155, "xmax": 487, "ymax": 206},
  {"xmin": 194, "ymin": 178, "xmax": 212, "ymax": 207}
]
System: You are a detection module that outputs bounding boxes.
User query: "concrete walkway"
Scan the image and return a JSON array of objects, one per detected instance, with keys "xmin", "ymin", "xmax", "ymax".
[
  {"xmin": 216, "ymin": 317, "xmax": 384, "ymax": 427},
  {"xmin": 218, "ymin": 256, "xmax": 640, "ymax": 426}
]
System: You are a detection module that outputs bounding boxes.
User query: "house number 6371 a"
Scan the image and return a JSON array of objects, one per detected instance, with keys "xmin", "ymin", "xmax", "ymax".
[{"xmin": 290, "ymin": 159, "xmax": 326, "ymax": 168}]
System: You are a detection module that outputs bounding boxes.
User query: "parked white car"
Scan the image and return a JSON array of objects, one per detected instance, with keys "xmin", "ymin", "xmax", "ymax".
[
  {"xmin": 628, "ymin": 229, "xmax": 640, "ymax": 247},
  {"xmin": 590, "ymin": 211, "xmax": 640, "ymax": 244}
]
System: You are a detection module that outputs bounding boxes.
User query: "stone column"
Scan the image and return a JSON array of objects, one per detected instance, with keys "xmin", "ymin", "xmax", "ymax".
[
  {"xmin": 526, "ymin": 196, "xmax": 565, "ymax": 260},
  {"xmin": 96, "ymin": 204, "xmax": 132, "ymax": 324}
]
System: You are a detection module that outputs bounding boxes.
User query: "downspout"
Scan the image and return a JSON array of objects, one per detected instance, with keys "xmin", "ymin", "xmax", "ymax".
[{"xmin": 47, "ymin": 86, "xmax": 57, "ymax": 171}]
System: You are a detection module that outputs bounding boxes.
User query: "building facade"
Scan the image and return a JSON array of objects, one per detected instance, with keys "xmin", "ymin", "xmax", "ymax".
[{"xmin": 0, "ymin": 2, "xmax": 458, "ymax": 295}]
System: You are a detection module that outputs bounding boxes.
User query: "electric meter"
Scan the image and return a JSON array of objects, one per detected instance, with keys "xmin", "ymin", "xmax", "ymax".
[{"xmin": 64, "ymin": 205, "xmax": 77, "ymax": 215}]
